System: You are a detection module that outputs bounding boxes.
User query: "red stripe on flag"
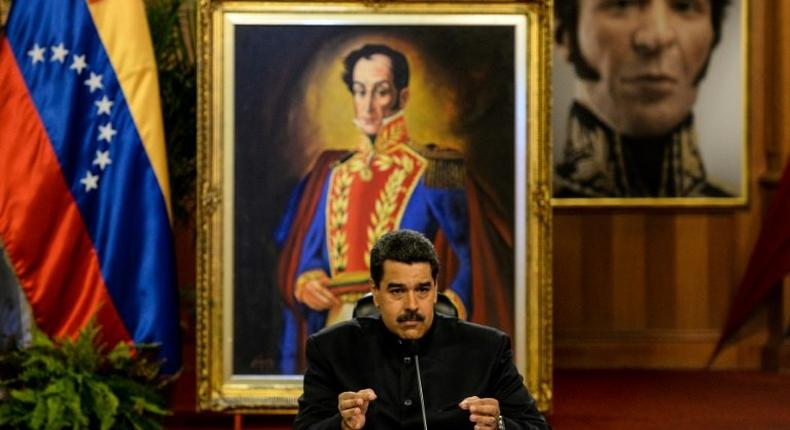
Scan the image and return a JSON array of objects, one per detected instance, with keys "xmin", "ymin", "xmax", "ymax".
[{"xmin": 0, "ymin": 38, "xmax": 132, "ymax": 346}]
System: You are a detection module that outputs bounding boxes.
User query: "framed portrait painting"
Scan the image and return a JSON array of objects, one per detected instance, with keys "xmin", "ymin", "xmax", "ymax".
[
  {"xmin": 551, "ymin": 0, "xmax": 749, "ymax": 206},
  {"xmin": 196, "ymin": 0, "xmax": 553, "ymax": 412}
]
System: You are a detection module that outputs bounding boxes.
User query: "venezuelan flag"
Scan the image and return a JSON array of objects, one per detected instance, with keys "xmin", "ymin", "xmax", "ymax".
[{"xmin": 0, "ymin": 0, "xmax": 180, "ymax": 373}]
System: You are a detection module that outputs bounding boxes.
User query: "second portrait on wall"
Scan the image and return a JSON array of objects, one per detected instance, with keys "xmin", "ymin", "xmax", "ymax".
[{"xmin": 551, "ymin": 0, "xmax": 747, "ymax": 206}]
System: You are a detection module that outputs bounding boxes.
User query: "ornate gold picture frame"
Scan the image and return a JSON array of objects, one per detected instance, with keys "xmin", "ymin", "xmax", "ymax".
[
  {"xmin": 197, "ymin": 0, "xmax": 553, "ymax": 413},
  {"xmin": 551, "ymin": 0, "xmax": 749, "ymax": 207}
]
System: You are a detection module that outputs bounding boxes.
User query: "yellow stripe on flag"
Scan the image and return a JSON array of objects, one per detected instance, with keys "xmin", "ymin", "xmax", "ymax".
[{"xmin": 86, "ymin": 0, "xmax": 172, "ymax": 221}]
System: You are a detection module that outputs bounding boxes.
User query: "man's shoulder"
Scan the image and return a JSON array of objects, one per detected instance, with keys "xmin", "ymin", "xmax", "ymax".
[
  {"xmin": 315, "ymin": 149, "xmax": 353, "ymax": 165},
  {"xmin": 409, "ymin": 143, "xmax": 465, "ymax": 188},
  {"xmin": 308, "ymin": 316, "xmax": 376, "ymax": 343},
  {"xmin": 410, "ymin": 142, "xmax": 464, "ymax": 161},
  {"xmin": 303, "ymin": 149, "xmax": 353, "ymax": 179},
  {"xmin": 456, "ymin": 318, "xmax": 508, "ymax": 337},
  {"xmin": 436, "ymin": 315, "xmax": 508, "ymax": 343}
]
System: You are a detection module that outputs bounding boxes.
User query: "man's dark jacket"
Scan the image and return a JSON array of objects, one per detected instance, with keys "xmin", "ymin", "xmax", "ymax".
[{"xmin": 294, "ymin": 314, "xmax": 550, "ymax": 430}]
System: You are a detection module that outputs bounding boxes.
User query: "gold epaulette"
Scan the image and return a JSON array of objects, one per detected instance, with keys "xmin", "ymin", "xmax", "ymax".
[{"xmin": 413, "ymin": 142, "xmax": 465, "ymax": 188}]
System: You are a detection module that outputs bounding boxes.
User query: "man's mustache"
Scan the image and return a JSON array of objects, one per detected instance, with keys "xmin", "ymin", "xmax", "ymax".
[{"xmin": 397, "ymin": 309, "xmax": 425, "ymax": 323}]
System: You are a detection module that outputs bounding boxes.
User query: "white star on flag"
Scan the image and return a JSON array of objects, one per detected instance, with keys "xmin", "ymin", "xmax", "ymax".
[
  {"xmin": 93, "ymin": 150, "xmax": 112, "ymax": 170},
  {"xmin": 28, "ymin": 44, "xmax": 45, "ymax": 64},
  {"xmin": 98, "ymin": 123, "xmax": 117, "ymax": 143},
  {"xmin": 70, "ymin": 54, "xmax": 87, "ymax": 74},
  {"xmin": 95, "ymin": 96, "xmax": 113, "ymax": 116},
  {"xmin": 51, "ymin": 43, "xmax": 69, "ymax": 63},
  {"xmin": 80, "ymin": 171, "xmax": 99, "ymax": 192},
  {"xmin": 84, "ymin": 72, "xmax": 103, "ymax": 93}
]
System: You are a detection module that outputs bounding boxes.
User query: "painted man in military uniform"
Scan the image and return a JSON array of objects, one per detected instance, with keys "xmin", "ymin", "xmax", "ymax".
[{"xmin": 276, "ymin": 44, "xmax": 481, "ymax": 373}]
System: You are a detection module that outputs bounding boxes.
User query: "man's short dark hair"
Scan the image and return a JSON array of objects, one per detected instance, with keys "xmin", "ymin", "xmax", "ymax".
[
  {"xmin": 341, "ymin": 44, "xmax": 410, "ymax": 93},
  {"xmin": 554, "ymin": 0, "xmax": 732, "ymax": 81},
  {"xmin": 370, "ymin": 230, "xmax": 439, "ymax": 288}
]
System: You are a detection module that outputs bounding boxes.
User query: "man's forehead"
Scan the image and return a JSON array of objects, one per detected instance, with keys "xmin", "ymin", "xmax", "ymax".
[
  {"xmin": 383, "ymin": 276, "xmax": 433, "ymax": 284},
  {"xmin": 381, "ymin": 260, "xmax": 433, "ymax": 279},
  {"xmin": 352, "ymin": 54, "xmax": 394, "ymax": 81},
  {"xmin": 382, "ymin": 259, "xmax": 430, "ymax": 268}
]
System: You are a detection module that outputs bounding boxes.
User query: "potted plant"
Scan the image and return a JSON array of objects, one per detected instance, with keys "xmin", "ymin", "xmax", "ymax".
[{"xmin": 0, "ymin": 322, "xmax": 169, "ymax": 430}]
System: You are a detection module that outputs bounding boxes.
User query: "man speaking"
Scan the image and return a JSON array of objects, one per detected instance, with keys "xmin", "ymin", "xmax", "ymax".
[{"xmin": 294, "ymin": 230, "xmax": 550, "ymax": 429}]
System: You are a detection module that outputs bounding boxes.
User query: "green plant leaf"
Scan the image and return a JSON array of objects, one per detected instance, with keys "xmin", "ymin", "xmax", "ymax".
[
  {"xmin": 132, "ymin": 395, "xmax": 171, "ymax": 416},
  {"xmin": 45, "ymin": 395, "xmax": 66, "ymax": 430},
  {"xmin": 31, "ymin": 328, "xmax": 54, "ymax": 349},
  {"xmin": 9, "ymin": 388, "xmax": 36, "ymax": 403},
  {"xmin": 87, "ymin": 380, "xmax": 119, "ymax": 430},
  {"xmin": 107, "ymin": 341, "xmax": 133, "ymax": 365},
  {"xmin": 30, "ymin": 395, "xmax": 47, "ymax": 429},
  {"xmin": 61, "ymin": 321, "xmax": 101, "ymax": 373}
]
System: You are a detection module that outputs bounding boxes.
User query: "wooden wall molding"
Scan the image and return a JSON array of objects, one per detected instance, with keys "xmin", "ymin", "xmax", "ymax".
[{"xmin": 556, "ymin": 328, "xmax": 767, "ymax": 369}]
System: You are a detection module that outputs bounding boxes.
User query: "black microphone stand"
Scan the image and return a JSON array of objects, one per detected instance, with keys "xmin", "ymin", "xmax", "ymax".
[{"xmin": 410, "ymin": 341, "xmax": 428, "ymax": 430}]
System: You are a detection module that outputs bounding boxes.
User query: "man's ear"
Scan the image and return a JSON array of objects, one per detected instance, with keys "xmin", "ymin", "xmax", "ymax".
[{"xmin": 369, "ymin": 279, "xmax": 379, "ymax": 307}]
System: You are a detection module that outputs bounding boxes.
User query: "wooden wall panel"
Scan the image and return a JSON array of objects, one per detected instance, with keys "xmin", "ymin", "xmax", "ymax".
[
  {"xmin": 553, "ymin": 215, "xmax": 583, "ymax": 328},
  {"xmin": 611, "ymin": 214, "xmax": 645, "ymax": 330},
  {"xmin": 579, "ymin": 215, "xmax": 614, "ymax": 328},
  {"xmin": 554, "ymin": 1, "xmax": 789, "ymax": 369},
  {"xmin": 674, "ymin": 215, "xmax": 711, "ymax": 330},
  {"xmin": 707, "ymin": 214, "xmax": 736, "ymax": 329},
  {"xmin": 644, "ymin": 215, "xmax": 677, "ymax": 329}
]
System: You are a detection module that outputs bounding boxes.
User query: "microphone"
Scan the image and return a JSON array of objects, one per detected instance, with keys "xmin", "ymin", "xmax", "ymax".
[{"xmin": 409, "ymin": 341, "xmax": 429, "ymax": 430}]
